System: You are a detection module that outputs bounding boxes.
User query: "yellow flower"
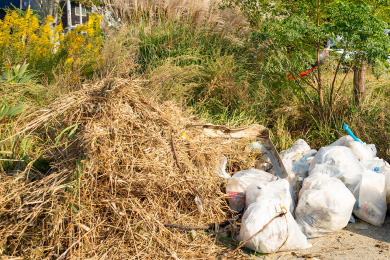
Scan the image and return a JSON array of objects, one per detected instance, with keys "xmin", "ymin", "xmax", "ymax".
[{"xmin": 0, "ymin": 10, "xmax": 103, "ymax": 76}]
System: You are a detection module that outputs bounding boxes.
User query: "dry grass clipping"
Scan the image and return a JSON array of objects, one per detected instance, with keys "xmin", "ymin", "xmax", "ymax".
[{"xmin": 0, "ymin": 78, "xmax": 263, "ymax": 259}]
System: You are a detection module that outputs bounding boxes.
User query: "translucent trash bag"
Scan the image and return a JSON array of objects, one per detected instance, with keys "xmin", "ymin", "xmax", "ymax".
[
  {"xmin": 280, "ymin": 139, "xmax": 316, "ymax": 185},
  {"xmin": 384, "ymin": 161, "xmax": 390, "ymax": 206},
  {"xmin": 360, "ymin": 158, "xmax": 386, "ymax": 173},
  {"xmin": 329, "ymin": 135, "xmax": 376, "ymax": 161},
  {"xmin": 246, "ymin": 179, "xmax": 294, "ymax": 213},
  {"xmin": 215, "ymin": 155, "xmax": 231, "ymax": 179},
  {"xmin": 239, "ymin": 199, "xmax": 311, "ymax": 253},
  {"xmin": 280, "ymin": 139, "xmax": 312, "ymax": 160},
  {"xmin": 295, "ymin": 173, "xmax": 355, "ymax": 237},
  {"xmin": 352, "ymin": 170, "xmax": 387, "ymax": 227},
  {"xmin": 309, "ymin": 146, "xmax": 364, "ymax": 190},
  {"xmin": 226, "ymin": 169, "xmax": 277, "ymax": 212}
]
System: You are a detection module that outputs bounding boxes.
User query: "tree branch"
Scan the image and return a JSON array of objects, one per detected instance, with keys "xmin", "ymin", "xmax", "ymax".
[
  {"xmin": 297, "ymin": 69, "xmax": 319, "ymax": 93},
  {"xmin": 329, "ymin": 51, "xmax": 346, "ymax": 111},
  {"xmin": 335, "ymin": 66, "xmax": 352, "ymax": 97},
  {"xmin": 289, "ymin": 71, "xmax": 320, "ymax": 115}
]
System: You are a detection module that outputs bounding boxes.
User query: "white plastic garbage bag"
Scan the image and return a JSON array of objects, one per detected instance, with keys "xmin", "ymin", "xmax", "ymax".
[
  {"xmin": 385, "ymin": 172, "xmax": 390, "ymax": 206},
  {"xmin": 245, "ymin": 141, "xmax": 263, "ymax": 152},
  {"xmin": 246, "ymin": 141, "xmax": 274, "ymax": 172},
  {"xmin": 384, "ymin": 161, "xmax": 390, "ymax": 206},
  {"xmin": 255, "ymin": 162, "xmax": 273, "ymax": 172},
  {"xmin": 329, "ymin": 135, "xmax": 376, "ymax": 161},
  {"xmin": 295, "ymin": 173, "xmax": 355, "ymax": 237},
  {"xmin": 360, "ymin": 158, "xmax": 387, "ymax": 173},
  {"xmin": 280, "ymin": 139, "xmax": 312, "ymax": 159},
  {"xmin": 246, "ymin": 179, "xmax": 294, "ymax": 213},
  {"xmin": 360, "ymin": 159, "xmax": 390, "ymax": 205},
  {"xmin": 290, "ymin": 149, "xmax": 317, "ymax": 179},
  {"xmin": 308, "ymin": 163, "xmax": 363, "ymax": 195},
  {"xmin": 280, "ymin": 139, "xmax": 316, "ymax": 185},
  {"xmin": 215, "ymin": 155, "xmax": 231, "ymax": 179},
  {"xmin": 239, "ymin": 199, "xmax": 311, "ymax": 253},
  {"xmin": 226, "ymin": 169, "xmax": 277, "ymax": 212},
  {"xmin": 309, "ymin": 146, "xmax": 364, "ymax": 190},
  {"xmin": 308, "ymin": 163, "xmax": 340, "ymax": 178},
  {"xmin": 352, "ymin": 170, "xmax": 387, "ymax": 227},
  {"xmin": 246, "ymin": 141, "xmax": 272, "ymax": 164}
]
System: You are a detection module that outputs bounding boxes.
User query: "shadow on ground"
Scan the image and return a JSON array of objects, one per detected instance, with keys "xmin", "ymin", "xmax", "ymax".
[
  {"xmin": 261, "ymin": 215, "xmax": 390, "ymax": 260},
  {"xmin": 345, "ymin": 216, "xmax": 390, "ymax": 243}
]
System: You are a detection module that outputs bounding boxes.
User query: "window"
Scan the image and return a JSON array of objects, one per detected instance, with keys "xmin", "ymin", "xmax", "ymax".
[{"xmin": 75, "ymin": 6, "xmax": 87, "ymax": 17}]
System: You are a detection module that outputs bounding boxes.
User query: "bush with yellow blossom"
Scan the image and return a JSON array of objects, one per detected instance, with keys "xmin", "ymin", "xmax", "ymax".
[
  {"xmin": 60, "ymin": 14, "xmax": 103, "ymax": 77},
  {"xmin": 0, "ymin": 9, "xmax": 103, "ymax": 81}
]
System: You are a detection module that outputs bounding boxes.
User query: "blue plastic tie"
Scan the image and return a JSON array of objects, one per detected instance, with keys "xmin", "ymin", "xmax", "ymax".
[{"xmin": 342, "ymin": 124, "xmax": 363, "ymax": 144}]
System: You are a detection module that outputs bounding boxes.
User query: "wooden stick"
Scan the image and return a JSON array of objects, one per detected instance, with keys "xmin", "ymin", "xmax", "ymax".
[
  {"xmin": 163, "ymin": 217, "xmax": 237, "ymax": 232},
  {"xmin": 163, "ymin": 223, "xmax": 210, "ymax": 230},
  {"xmin": 275, "ymin": 212, "xmax": 289, "ymax": 252}
]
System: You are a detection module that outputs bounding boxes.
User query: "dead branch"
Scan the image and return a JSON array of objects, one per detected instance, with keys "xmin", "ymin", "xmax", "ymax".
[{"xmin": 163, "ymin": 218, "xmax": 238, "ymax": 232}]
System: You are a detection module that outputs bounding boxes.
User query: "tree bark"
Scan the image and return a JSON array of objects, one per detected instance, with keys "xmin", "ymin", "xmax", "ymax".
[
  {"xmin": 35, "ymin": 0, "xmax": 60, "ymax": 25},
  {"xmin": 353, "ymin": 59, "xmax": 366, "ymax": 105},
  {"xmin": 316, "ymin": 0, "xmax": 324, "ymax": 120}
]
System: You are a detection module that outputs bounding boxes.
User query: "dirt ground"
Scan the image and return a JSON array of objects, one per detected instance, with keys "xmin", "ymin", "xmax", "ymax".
[{"xmin": 263, "ymin": 216, "xmax": 390, "ymax": 260}]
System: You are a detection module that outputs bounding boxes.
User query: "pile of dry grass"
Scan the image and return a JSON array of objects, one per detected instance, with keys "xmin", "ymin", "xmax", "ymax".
[{"xmin": 0, "ymin": 78, "xmax": 263, "ymax": 259}]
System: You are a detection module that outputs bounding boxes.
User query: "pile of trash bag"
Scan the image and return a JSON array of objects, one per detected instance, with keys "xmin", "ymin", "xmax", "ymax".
[{"xmin": 218, "ymin": 134, "xmax": 389, "ymax": 254}]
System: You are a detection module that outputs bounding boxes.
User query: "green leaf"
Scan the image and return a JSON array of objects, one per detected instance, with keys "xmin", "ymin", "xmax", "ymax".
[
  {"xmin": 0, "ymin": 63, "xmax": 35, "ymax": 84},
  {"xmin": 18, "ymin": 63, "xmax": 29, "ymax": 79},
  {"xmin": 13, "ymin": 65, "xmax": 20, "ymax": 76},
  {"xmin": 0, "ymin": 105, "xmax": 10, "ymax": 120},
  {"xmin": 218, "ymin": 237, "xmax": 234, "ymax": 241},
  {"xmin": 7, "ymin": 104, "xmax": 26, "ymax": 117},
  {"xmin": 55, "ymin": 123, "xmax": 80, "ymax": 145},
  {"xmin": 19, "ymin": 73, "xmax": 35, "ymax": 83},
  {"xmin": 67, "ymin": 123, "xmax": 80, "ymax": 137},
  {"xmin": 71, "ymin": 204, "xmax": 79, "ymax": 213}
]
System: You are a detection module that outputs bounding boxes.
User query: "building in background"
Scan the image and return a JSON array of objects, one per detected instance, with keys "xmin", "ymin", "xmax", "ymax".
[
  {"xmin": 0, "ymin": 0, "xmax": 91, "ymax": 31},
  {"xmin": 60, "ymin": 1, "xmax": 91, "ymax": 31},
  {"xmin": 0, "ymin": 0, "xmax": 41, "ymax": 19}
]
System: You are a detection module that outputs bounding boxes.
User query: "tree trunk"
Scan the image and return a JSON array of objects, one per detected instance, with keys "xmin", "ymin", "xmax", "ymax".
[
  {"xmin": 315, "ymin": 0, "xmax": 324, "ymax": 120},
  {"xmin": 316, "ymin": 41, "xmax": 325, "ymax": 120},
  {"xmin": 37, "ymin": 0, "xmax": 60, "ymax": 25},
  {"xmin": 353, "ymin": 59, "xmax": 366, "ymax": 105}
]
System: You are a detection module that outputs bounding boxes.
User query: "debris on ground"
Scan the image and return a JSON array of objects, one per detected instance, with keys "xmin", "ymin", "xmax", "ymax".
[
  {"xmin": 0, "ymin": 78, "xmax": 389, "ymax": 258},
  {"xmin": 227, "ymin": 129, "xmax": 389, "ymax": 255},
  {"xmin": 0, "ymin": 79, "xmax": 264, "ymax": 258}
]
